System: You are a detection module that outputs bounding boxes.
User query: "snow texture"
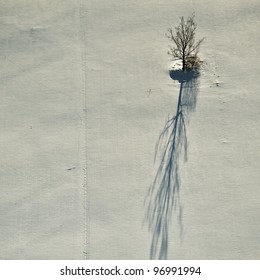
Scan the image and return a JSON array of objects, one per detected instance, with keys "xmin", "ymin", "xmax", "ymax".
[{"xmin": 0, "ymin": 0, "xmax": 259, "ymax": 259}]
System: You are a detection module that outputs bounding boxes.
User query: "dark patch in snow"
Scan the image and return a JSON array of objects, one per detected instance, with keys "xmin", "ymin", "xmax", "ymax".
[{"xmin": 67, "ymin": 167, "xmax": 76, "ymax": 171}]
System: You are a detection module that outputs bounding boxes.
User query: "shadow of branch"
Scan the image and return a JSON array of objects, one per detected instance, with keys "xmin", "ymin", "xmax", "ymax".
[{"xmin": 146, "ymin": 69, "xmax": 200, "ymax": 259}]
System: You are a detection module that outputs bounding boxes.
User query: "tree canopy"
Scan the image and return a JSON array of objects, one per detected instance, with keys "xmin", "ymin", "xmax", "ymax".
[{"xmin": 166, "ymin": 14, "xmax": 204, "ymax": 71}]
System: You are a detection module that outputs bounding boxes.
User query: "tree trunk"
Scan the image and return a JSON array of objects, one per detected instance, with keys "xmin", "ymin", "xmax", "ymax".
[{"xmin": 182, "ymin": 57, "xmax": 185, "ymax": 72}]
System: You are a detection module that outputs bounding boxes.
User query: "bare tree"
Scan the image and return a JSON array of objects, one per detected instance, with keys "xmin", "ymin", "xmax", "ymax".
[{"xmin": 166, "ymin": 14, "xmax": 204, "ymax": 71}]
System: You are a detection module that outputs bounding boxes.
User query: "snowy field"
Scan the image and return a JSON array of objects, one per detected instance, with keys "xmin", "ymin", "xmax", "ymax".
[
  {"xmin": 0, "ymin": 1, "xmax": 85, "ymax": 259},
  {"xmin": 0, "ymin": 0, "xmax": 259, "ymax": 259}
]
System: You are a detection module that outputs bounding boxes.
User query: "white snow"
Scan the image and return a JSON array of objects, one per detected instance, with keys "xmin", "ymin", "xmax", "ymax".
[
  {"xmin": 0, "ymin": 0, "xmax": 259, "ymax": 259},
  {"xmin": 86, "ymin": 0, "xmax": 260, "ymax": 259},
  {"xmin": 0, "ymin": 0, "xmax": 85, "ymax": 259}
]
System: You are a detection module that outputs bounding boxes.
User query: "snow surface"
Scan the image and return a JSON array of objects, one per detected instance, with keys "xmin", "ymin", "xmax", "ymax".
[
  {"xmin": 0, "ymin": 0, "xmax": 85, "ymax": 259},
  {"xmin": 86, "ymin": 0, "xmax": 260, "ymax": 259},
  {"xmin": 0, "ymin": 0, "xmax": 260, "ymax": 259}
]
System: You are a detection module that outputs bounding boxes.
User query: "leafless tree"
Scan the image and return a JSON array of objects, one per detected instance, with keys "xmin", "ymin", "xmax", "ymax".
[{"xmin": 166, "ymin": 14, "xmax": 204, "ymax": 71}]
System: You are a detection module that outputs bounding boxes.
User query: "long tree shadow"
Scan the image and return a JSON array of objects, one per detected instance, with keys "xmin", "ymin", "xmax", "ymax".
[{"xmin": 146, "ymin": 69, "xmax": 200, "ymax": 259}]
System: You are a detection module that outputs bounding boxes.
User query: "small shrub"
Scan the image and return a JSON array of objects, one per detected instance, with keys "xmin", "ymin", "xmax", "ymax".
[{"xmin": 186, "ymin": 53, "xmax": 202, "ymax": 70}]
